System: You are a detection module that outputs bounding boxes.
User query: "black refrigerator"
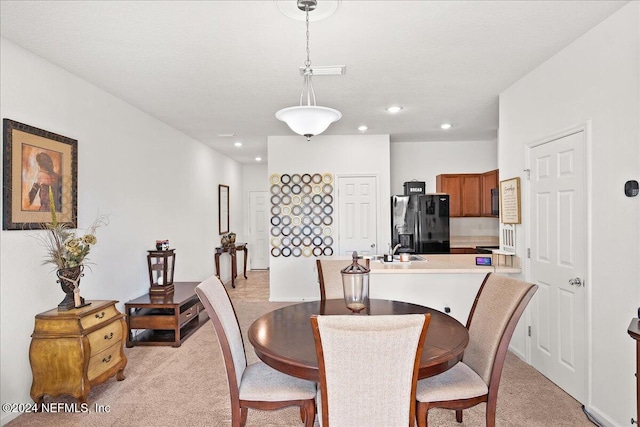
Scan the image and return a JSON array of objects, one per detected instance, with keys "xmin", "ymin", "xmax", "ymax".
[{"xmin": 391, "ymin": 194, "xmax": 450, "ymax": 254}]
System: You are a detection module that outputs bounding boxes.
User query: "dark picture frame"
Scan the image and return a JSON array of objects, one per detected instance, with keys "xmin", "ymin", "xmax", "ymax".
[
  {"xmin": 218, "ymin": 184, "xmax": 229, "ymax": 235},
  {"xmin": 2, "ymin": 119, "xmax": 78, "ymax": 230}
]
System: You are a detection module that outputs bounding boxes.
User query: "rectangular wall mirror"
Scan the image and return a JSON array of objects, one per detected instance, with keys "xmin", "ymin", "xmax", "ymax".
[{"xmin": 219, "ymin": 184, "xmax": 229, "ymax": 235}]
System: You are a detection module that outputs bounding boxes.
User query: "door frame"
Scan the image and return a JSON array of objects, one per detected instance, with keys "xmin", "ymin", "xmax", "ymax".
[
  {"xmin": 248, "ymin": 190, "xmax": 270, "ymax": 270},
  {"xmin": 335, "ymin": 173, "xmax": 381, "ymax": 256},
  {"xmin": 524, "ymin": 121, "xmax": 593, "ymax": 406}
]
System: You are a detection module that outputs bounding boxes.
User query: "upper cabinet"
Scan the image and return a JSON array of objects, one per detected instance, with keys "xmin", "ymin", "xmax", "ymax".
[
  {"xmin": 436, "ymin": 169, "xmax": 498, "ymax": 218},
  {"xmin": 436, "ymin": 174, "xmax": 463, "ymax": 216},
  {"xmin": 480, "ymin": 169, "xmax": 499, "ymax": 217}
]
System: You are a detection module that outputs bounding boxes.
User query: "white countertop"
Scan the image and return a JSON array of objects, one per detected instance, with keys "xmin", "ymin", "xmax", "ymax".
[{"xmin": 368, "ymin": 254, "xmax": 521, "ymax": 274}]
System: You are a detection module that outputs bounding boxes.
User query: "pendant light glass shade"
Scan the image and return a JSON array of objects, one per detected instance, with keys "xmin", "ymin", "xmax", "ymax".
[{"xmin": 276, "ymin": 106, "xmax": 342, "ymax": 140}]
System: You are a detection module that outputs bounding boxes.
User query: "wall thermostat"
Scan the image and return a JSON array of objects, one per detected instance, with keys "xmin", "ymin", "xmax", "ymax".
[
  {"xmin": 625, "ymin": 180, "xmax": 639, "ymax": 197},
  {"xmin": 475, "ymin": 256, "xmax": 492, "ymax": 266}
]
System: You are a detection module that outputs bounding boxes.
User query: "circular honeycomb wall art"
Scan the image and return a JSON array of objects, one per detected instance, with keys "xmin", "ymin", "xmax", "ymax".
[{"xmin": 269, "ymin": 172, "xmax": 334, "ymax": 257}]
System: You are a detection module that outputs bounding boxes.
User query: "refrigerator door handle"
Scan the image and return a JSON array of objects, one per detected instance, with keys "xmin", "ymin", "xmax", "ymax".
[{"xmin": 415, "ymin": 210, "xmax": 421, "ymax": 251}]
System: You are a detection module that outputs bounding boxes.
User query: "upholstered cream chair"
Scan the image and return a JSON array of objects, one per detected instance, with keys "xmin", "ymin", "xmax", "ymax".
[
  {"xmin": 196, "ymin": 276, "xmax": 316, "ymax": 427},
  {"xmin": 415, "ymin": 273, "xmax": 537, "ymax": 427},
  {"xmin": 316, "ymin": 258, "xmax": 370, "ymax": 300},
  {"xmin": 311, "ymin": 313, "xmax": 431, "ymax": 427}
]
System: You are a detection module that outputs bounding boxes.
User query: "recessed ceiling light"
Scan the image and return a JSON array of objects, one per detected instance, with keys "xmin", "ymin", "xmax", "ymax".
[
  {"xmin": 386, "ymin": 106, "xmax": 403, "ymax": 114},
  {"xmin": 358, "ymin": 125, "xmax": 368, "ymax": 132},
  {"xmin": 440, "ymin": 123, "xmax": 452, "ymax": 130},
  {"xmin": 234, "ymin": 142, "xmax": 243, "ymax": 147},
  {"xmin": 255, "ymin": 156, "xmax": 262, "ymax": 162}
]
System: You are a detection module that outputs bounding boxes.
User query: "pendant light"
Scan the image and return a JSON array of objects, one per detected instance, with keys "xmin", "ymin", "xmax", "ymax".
[{"xmin": 276, "ymin": 0, "xmax": 342, "ymax": 141}]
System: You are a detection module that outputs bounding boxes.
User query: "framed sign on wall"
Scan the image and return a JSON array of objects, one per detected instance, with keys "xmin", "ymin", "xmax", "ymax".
[{"xmin": 500, "ymin": 177, "xmax": 521, "ymax": 224}]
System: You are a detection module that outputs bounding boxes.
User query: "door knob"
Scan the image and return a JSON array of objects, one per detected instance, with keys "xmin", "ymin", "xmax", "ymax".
[
  {"xmin": 568, "ymin": 277, "xmax": 583, "ymax": 287},
  {"xmin": 370, "ymin": 243, "xmax": 376, "ymax": 248}
]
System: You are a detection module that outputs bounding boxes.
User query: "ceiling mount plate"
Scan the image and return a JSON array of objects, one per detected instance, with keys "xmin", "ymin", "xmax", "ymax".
[
  {"xmin": 297, "ymin": 0, "xmax": 317, "ymax": 12},
  {"xmin": 276, "ymin": 0, "xmax": 340, "ymax": 22}
]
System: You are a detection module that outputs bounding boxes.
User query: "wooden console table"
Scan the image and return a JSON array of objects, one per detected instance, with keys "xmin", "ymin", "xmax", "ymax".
[
  {"xmin": 214, "ymin": 243, "xmax": 248, "ymax": 288},
  {"xmin": 125, "ymin": 282, "xmax": 208, "ymax": 347},
  {"xmin": 629, "ymin": 317, "xmax": 639, "ymax": 425},
  {"xmin": 30, "ymin": 300, "xmax": 127, "ymax": 405}
]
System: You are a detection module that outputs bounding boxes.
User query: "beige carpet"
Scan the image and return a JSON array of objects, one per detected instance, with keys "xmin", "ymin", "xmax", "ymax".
[{"xmin": 8, "ymin": 271, "xmax": 593, "ymax": 426}]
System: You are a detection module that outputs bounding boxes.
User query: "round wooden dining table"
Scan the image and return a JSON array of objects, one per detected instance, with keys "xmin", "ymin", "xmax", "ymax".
[{"xmin": 248, "ymin": 299, "xmax": 469, "ymax": 382}]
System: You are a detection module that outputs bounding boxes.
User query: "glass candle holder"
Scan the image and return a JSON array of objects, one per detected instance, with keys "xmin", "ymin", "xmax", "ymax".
[{"xmin": 341, "ymin": 251, "xmax": 370, "ymax": 313}]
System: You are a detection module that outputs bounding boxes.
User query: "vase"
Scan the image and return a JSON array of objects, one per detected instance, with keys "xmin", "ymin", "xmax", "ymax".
[{"xmin": 57, "ymin": 265, "xmax": 88, "ymax": 311}]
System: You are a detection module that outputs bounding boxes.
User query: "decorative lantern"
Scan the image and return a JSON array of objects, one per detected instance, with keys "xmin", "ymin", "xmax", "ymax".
[
  {"xmin": 341, "ymin": 251, "xmax": 370, "ymax": 313},
  {"xmin": 147, "ymin": 249, "xmax": 175, "ymax": 295}
]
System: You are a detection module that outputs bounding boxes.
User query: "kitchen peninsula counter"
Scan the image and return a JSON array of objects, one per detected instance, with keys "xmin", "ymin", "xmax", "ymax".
[
  {"xmin": 367, "ymin": 254, "xmax": 522, "ymax": 324},
  {"xmin": 369, "ymin": 254, "xmax": 520, "ymax": 275}
]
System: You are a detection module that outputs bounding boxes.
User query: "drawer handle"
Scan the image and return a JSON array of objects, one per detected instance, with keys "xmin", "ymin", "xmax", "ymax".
[
  {"xmin": 95, "ymin": 311, "xmax": 105, "ymax": 319},
  {"xmin": 102, "ymin": 354, "xmax": 112, "ymax": 364},
  {"xmin": 185, "ymin": 312, "xmax": 192, "ymax": 318},
  {"xmin": 104, "ymin": 332, "xmax": 114, "ymax": 340}
]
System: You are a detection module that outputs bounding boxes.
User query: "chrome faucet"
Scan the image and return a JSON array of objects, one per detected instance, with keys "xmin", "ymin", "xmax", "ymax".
[{"xmin": 391, "ymin": 244, "xmax": 401, "ymax": 256}]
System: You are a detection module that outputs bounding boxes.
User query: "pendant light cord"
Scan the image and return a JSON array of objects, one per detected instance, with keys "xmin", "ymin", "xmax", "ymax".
[{"xmin": 300, "ymin": 5, "xmax": 317, "ymax": 107}]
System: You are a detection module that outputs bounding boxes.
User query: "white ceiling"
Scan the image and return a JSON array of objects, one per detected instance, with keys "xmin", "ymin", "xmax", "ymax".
[{"xmin": 0, "ymin": 1, "xmax": 628, "ymax": 164}]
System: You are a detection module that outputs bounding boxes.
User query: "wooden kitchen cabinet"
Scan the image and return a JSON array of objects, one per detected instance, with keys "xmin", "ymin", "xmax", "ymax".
[
  {"xmin": 437, "ymin": 170, "xmax": 498, "ymax": 218},
  {"xmin": 436, "ymin": 174, "xmax": 481, "ymax": 217},
  {"xmin": 29, "ymin": 300, "xmax": 127, "ymax": 405},
  {"xmin": 436, "ymin": 174, "xmax": 462, "ymax": 216},
  {"xmin": 481, "ymin": 169, "xmax": 499, "ymax": 217}
]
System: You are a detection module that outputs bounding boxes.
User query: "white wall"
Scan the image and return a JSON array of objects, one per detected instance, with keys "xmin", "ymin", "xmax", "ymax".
[
  {"xmin": 267, "ymin": 134, "xmax": 391, "ymax": 300},
  {"xmin": 498, "ymin": 3, "xmax": 639, "ymax": 425},
  {"xmin": 390, "ymin": 139, "xmax": 498, "ymax": 194},
  {"xmin": 0, "ymin": 38, "xmax": 243, "ymax": 425},
  {"xmin": 391, "ymin": 140, "xmax": 499, "ymax": 237}
]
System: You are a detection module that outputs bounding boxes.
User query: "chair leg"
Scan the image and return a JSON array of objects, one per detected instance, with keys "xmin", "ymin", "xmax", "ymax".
[
  {"xmin": 416, "ymin": 402, "xmax": 429, "ymax": 427},
  {"xmin": 455, "ymin": 409, "xmax": 463, "ymax": 423},
  {"xmin": 240, "ymin": 407, "xmax": 248, "ymax": 427},
  {"xmin": 486, "ymin": 399, "xmax": 497, "ymax": 427},
  {"xmin": 303, "ymin": 399, "xmax": 315, "ymax": 427}
]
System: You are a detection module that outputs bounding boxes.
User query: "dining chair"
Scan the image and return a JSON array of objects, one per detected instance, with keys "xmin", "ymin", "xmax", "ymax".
[
  {"xmin": 316, "ymin": 258, "xmax": 370, "ymax": 300},
  {"xmin": 195, "ymin": 276, "xmax": 316, "ymax": 427},
  {"xmin": 311, "ymin": 313, "xmax": 431, "ymax": 427},
  {"xmin": 415, "ymin": 272, "xmax": 538, "ymax": 427}
]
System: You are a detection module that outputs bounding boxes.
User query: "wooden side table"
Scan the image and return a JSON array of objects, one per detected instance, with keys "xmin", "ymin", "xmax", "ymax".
[
  {"xmin": 29, "ymin": 300, "xmax": 127, "ymax": 405},
  {"xmin": 629, "ymin": 318, "xmax": 639, "ymax": 425},
  {"xmin": 214, "ymin": 243, "xmax": 248, "ymax": 288},
  {"xmin": 125, "ymin": 282, "xmax": 209, "ymax": 348}
]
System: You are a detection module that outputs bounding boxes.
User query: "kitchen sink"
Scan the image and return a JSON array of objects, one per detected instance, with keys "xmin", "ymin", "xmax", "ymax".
[{"xmin": 402, "ymin": 255, "xmax": 425, "ymax": 261}]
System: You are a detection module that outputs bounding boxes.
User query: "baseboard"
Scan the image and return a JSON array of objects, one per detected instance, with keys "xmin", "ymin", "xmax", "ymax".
[{"xmin": 584, "ymin": 403, "xmax": 619, "ymax": 427}]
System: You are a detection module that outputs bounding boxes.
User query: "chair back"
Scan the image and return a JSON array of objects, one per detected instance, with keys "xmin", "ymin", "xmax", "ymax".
[
  {"xmin": 196, "ymin": 276, "xmax": 247, "ymax": 396},
  {"xmin": 316, "ymin": 259, "xmax": 350, "ymax": 300},
  {"xmin": 311, "ymin": 313, "xmax": 431, "ymax": 427},
  {"xmin": 463, "ymin": 273, "xmax": 538, "ymax": 386}
]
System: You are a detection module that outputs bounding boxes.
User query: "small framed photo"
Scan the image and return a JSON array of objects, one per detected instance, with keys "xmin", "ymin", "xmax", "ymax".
[{"xmin": 3, "ymin": 119, "xmax": 78, "ymax": 230}]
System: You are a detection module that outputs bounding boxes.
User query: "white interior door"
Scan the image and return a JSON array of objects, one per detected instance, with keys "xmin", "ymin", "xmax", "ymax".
[
  {"xmin": 337, "ymin": 176, "xmax": 377, "ymax": 256},
  {"xmin": 249, "ymin": 191, "xmax": 269, "ymax": 270},
  {"xmin": 528, "ymin": 130, "xmax": 586, "ymax": 403}
]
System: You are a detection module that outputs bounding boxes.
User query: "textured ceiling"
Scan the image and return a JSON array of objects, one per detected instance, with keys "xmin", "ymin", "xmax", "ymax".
[{"xmin": 0, "ymin": 1, "xmax": 628, "ymax": 164}]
